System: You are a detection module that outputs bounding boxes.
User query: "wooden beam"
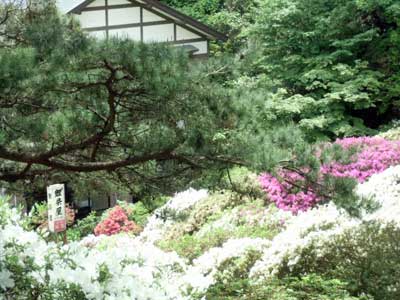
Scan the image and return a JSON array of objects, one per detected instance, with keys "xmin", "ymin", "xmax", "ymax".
[
  {"xmin": 174, "ymin": 23, "xmax": 177, "ymax": 41},
  {"xmin": 170, "ymin": 38, "xmax": 206, "ymax": 45},
  {"xmin": 130, "ymin": 0, "xmax": 210, "ymax": 40},
  {"xmin": 81, "ymin": 4, "xmax": 139, "ymax": 12},
  {"xmin": 105, "ymin": 0, "xmax": 109, "ymax": 39},
  {"xmin": 140, "ymin": 7, "xmax": 143, "ymax": 42},
  {"xmin": 84, "ymin": 20, "xmax": 172, "ymax": 32}
]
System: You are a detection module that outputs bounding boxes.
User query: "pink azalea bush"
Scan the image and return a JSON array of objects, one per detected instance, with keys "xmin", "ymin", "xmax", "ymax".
[
  {"xmin": 260, "ymin": 137, "xmax": 400, "ymax": 214},
  {"xmin": 94, "ymin": 206, "xmax": 142, "ymax": 236},
  {"xmin": 321, "ymin": 137, "xmax": 400, "ymax": 182}
]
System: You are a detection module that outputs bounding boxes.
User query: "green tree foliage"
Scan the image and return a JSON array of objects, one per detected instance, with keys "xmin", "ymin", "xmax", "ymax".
[
  {"xmin": 244, "ymin": 0, "xmax": 400, "ymax": 139},
  {"xmin": 0, "ymin": 1, "xmax": 242, "ymax": 194}
]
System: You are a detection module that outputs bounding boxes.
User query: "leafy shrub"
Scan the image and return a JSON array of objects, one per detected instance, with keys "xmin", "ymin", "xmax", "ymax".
[
  {"xmin": 247, "ymin": 0, "xmax": 400, "ymax": 137},
  {"xmin": 66, "ymin": 212, "xmax": 99, "ymax": 241},
  {"xmin": 159, "ymin": 210, "xmax": 278, "ymax": 262},
  {"xmin": 162, "ymin": 191, "xmax": 247, "ymax": 241},
  {"xmin": 117, "ymin": 201, "xmax": 150, "ymax": 226},
  {"xmin": 140, "ymin": 195, "xmax": 169, "ymax": 213},
  {"xmin": 221, "ymin": 167, "xmax": 265, "ymax": 199},
  {"xmin": 206, "ymin": 273, "xmax": 369, "ymax": 300},
  {"xmin": 379, "ymin": 126, "xmax": 400, "ymax": 141},
  {"xmin": 281, "ymin": 222, "xmax": 400, "ymax": 300},
  {"xmin": 159, "ymin": 228, "xmax": 231, "ymax": 261}
]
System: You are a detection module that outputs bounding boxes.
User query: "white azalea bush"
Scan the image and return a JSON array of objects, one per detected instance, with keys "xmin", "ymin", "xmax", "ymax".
[
  {"xmin": 0, "ymin": 202, "xmax": 189, "ymax": 299},
  {"xmin": 249, "ymin": 166, "xmax": 400, "ymax": 300},
  {"xmin": 1, "ymin": 166, "xmax": 400, "ymax": 299},
  {"xmin": 0, "ymin": 189, "xmax": 269, "ymax": 300},
  {"xmin": 139, "ymin": 188, "xmax": 208, "ymax": 244}
]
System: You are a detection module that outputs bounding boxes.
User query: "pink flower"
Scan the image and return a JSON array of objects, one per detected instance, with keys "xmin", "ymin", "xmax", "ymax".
[
  {"xmin": 94, "ymin": 206, "xmax": 141, "ymax": 236},
  {"xmin": 260, "ymin": 137, "xmax": 400, "ymax": 214}
]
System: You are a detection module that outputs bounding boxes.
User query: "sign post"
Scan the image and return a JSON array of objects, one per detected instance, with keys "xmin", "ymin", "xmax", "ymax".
[{"xmin": 47, "ymin": 184, "xmax": 67, "ymax": 242}]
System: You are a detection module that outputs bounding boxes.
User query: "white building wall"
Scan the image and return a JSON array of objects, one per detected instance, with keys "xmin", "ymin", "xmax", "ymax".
[
  {"xmin": 108, "ymin": 7, "xmax": 141, "ymax": 26},
  {"xmin": 87, "ymin": 0, "xmax": 105, "ymax": 7},
  {"xmin": 109, "ymin": 27, "xmax": 141, "ymax": 40},
  {"xmin": 88, "ymin": 30, "xmax": 107, "ymax": 39},
  {"xmin": 71, "ymin": 1, "xmax": 211, "ymax": 56},
  {"xmin": 143, "ymin": 24, "xmax": 174, "ymax": 42},
  {"xmin": 142, "ymin": 9, "xmax": 165, "ymax": 22},
  {"xmin": 109, "ymin": 0, "xmax": 131, "ymax": 4},
  {"xmin": 177, "ymin": 25, "xmax": 201, "ymax": 40},
  {"xmin": 76, "ymin": 10, "xmax": 106, "ymax": 28}
]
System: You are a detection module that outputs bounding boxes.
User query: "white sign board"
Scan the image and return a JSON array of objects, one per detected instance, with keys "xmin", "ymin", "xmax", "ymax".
[{"xmin": 47, "ymin": 184, "xmax": 66, "ymax": 233}]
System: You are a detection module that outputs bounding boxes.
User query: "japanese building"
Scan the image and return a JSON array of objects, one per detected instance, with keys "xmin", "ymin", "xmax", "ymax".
[{"xmin": 63, "ymin": 0, "xmax": 227, "ymax": 57}]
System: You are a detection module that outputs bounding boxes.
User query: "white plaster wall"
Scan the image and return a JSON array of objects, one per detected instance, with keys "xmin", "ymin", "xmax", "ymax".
[
  {"xmin": 176, "ymin": 40, "xmax": 208, "ymax": 55},
  {"xmin": 152, "ymin": 7, "xmax": 178, "ymax": 22},
  {"xmin": 184, "ymin": 24, "xmax": 209, "ymax": 40},
  {"xmin": 143, "ymin": 24, "xmax": 174, "ymax": 42},
  {"xmin": 109, "ymin": 27, "xmax": 141, "ymax": 40},
  {"xmin": 142, "ymin": 9, "xmax": 165, "ymax": 22},
  {"xmin": 87, "ymin": 0, "xmax": 105, "ymax": 7},
  {"xmin": 109, "ymin": 0, "xmax": 131, "ymax": 5},
  {"xmin": 108, "ymin": 7, "xmax": 141, "ymax": 26},
  {"xmin": 177, "ymin": 25, "xmax": 200, "ymax": 40},
  {"xmin": 76, "ymin": 10, "xmax": 106, "ymax": 28},
  {"xmin": 88, "ymin": 30, "xmax": 107, "ymax": 39}
]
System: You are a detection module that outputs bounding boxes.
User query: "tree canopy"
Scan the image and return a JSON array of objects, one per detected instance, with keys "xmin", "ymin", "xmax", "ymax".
[
  {"xmin": 243, "ymin": 0, "xmax": 400, "ymax": 139},
  {"xmin": 0, "ymin": 1, "xmax": 241, "ymax": 194}
]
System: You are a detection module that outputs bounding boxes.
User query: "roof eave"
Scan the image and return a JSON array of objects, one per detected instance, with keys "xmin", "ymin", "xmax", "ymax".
[
  {"xmin": 67, "ymin": 0, "xmax": 95, "ymax": 14},
  {"xmin": 66, "ymin": 0, "xmax": 228, "ymax": 42},
  {"xmin": 139, "ymin": 0, "xmax": 227, "ymax": 41}
]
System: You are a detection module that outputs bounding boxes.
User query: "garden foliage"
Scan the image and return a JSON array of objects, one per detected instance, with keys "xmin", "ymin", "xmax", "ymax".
[
  {"xmin": 239, "ymin": 0, "xmax": 400, "ymax": 138},
  {"xmin": 2, "ymin": 163, "xmax": 400, "ymax": 299}
]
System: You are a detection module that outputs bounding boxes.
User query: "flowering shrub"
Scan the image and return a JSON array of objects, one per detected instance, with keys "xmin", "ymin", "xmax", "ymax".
[
  {"xmin": 285, "ymin": 222, "xmax": 400, "ymax": 300},
  {"xmin": 94, "ymin": 206, "xmax": 141, "ymax": 236},
  {"xmin": 260, "ymin": 137, "xmax": 400, "ymax": 213},
  {"xmin": 259, "ymin": 172, "xmax": 320, "ymax": 214},
  {"xmin": 1, "ymin": 190, "xmax": 261, "ymax": 300},
  {"xmin": 251, "ymin": 166, "xmax": 400, "ymax": 282},
  {"xmin": 1, "ymin": 169, "xmax": 400, "ymax": 300},
  {"xmin": 0, "ymin": 200, "xmax": 190, "ymax": 299},
  {"xmin": 139, "ymin": 189, "xmax": 208, "ymax": 243},
  {"xmin": 321, "ymin": 137, "xmax": 400, "ymax": 182},
  {"xmin": 379, "ymin": 126, "xmax": 400, "ymax": 141}
]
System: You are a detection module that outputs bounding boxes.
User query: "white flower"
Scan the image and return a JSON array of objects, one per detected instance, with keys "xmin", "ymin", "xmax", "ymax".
[
  {"xmin": 140, "ymin": 188, "xmax": 208, "ymax": 243},
  {"xmin": 184, "ymin": 238, "xmax": 270, "ymax": 293},
  {"xmin": 356, "ymin": 165, "xmax": 400, "ymax": 224},
  {"xmin": 250, "ymin": 203, "xmax": 361, "ymax": 279},
  {"xmin": 163, "ymin": 188, "xmax": 208, "ymax": 214},
  {"xmin": 0, "ymin": 269, "xmax": 14, "ymax": 290}
]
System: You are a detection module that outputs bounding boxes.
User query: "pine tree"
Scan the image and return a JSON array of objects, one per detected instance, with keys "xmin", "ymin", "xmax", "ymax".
[{"xmin": 0, "ymin": 1, "xmax": 241, "ymax": 194}]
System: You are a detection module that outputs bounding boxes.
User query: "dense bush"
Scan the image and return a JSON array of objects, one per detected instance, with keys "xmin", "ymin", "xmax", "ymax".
[
  {"xmin": 285, "ymin": 222, "xmax": 400, "ymax": 300},
  {"xmin": 379, "ymin": 125, "xmax": 400, "ymax": 141},
  {"xmin": 159, "ymin": 228, "xmax": 231, "ymax": 261},
  {"xmin": 66, "ymin": 212, "xmax": 99, "ymax": 241},
  {"xmin": 242, "ymin": 0, "xmax": 400, "ymax": 138},
  {"xmin": 206, "ymin": 274, "xmax": 370, "ymax": 300}
]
